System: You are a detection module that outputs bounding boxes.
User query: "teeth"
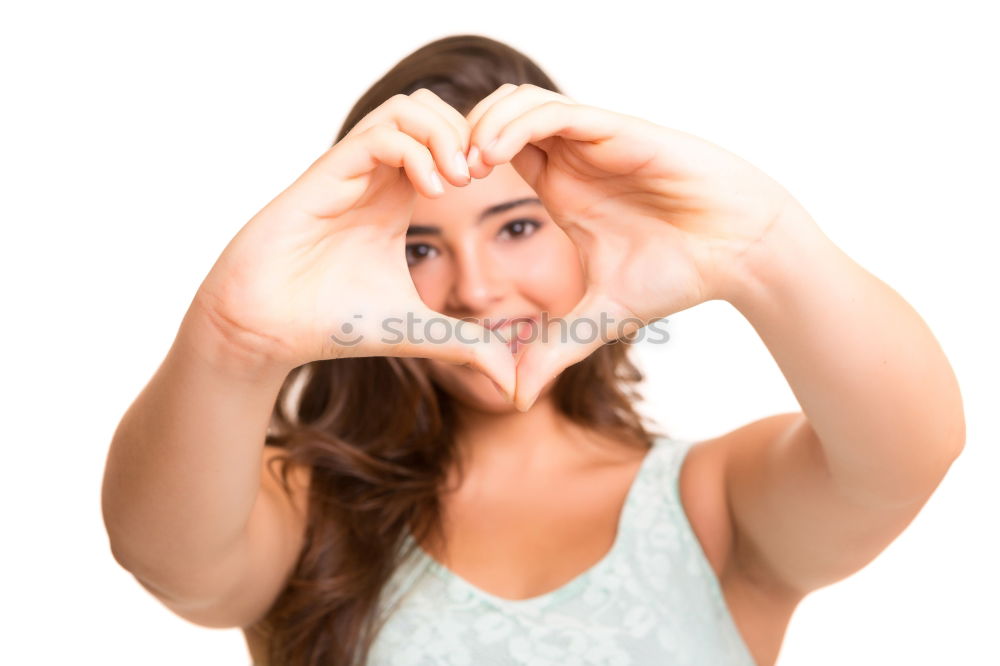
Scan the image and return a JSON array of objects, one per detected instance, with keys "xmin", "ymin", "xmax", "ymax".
[
  {"xmin": 505, "ymin": 321, "xmax": 534, "ymax": 353},
  {"xmin": 491, "ymin": 319, "xmax": 537, "ymax": 355}
]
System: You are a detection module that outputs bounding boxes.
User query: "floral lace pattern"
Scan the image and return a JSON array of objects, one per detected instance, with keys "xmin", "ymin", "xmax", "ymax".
[{"xmin": 366, "ymin": 437, "xmax": 758, "ymax": 666}]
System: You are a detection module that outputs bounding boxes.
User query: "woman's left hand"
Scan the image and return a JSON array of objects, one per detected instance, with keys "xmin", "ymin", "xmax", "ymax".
[{"xmin": 464, "ymin": 83, "xmax": 811, "ymax": 411}]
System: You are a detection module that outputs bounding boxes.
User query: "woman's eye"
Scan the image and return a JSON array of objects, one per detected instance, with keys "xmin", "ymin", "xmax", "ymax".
[
  {"xmin": 497, "ymin": 218, "xmax": 540, "ymax": 240},
  {"xmin": 405, "ymin": 243, "xmax": 438, "ymax": 267}
]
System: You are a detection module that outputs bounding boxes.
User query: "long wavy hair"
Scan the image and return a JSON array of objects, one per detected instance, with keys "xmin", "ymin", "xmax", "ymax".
[{"xmin": 254, "ymin": 33, "xmax": 664, "ymax": 666}]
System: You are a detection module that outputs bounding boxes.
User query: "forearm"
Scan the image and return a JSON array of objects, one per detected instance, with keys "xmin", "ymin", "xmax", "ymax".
[
  {"xmin": 101, "ymin": 298, "xmax": 292, "ymax": 595},
  {"xmin": 725, "ymin": 202, "xmax": 966, "ymax": 506}
]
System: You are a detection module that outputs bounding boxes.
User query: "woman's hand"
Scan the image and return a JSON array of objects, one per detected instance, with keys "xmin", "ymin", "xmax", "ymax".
[
  {"xmin": 190, "ymin": 89, "xmax": 516, "ymax": 397},
  {"xmin": 464, "ymin": 83, "xmax": 809, "ymax": 410}
]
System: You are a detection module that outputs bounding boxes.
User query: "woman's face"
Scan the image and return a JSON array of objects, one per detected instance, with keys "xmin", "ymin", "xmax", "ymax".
[{"xmin": 406, "ymin": 162, "xmax": 586, "ymax": 412}]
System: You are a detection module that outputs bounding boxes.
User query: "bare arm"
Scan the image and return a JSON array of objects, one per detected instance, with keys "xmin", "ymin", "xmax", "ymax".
[
  {"xmin": 100, "ymin": 89, "xmax": 509, "ymax": 626},
  {"xmin": 723, "ymin": 204, "xmax": 965, "ymax": 597},
  {"xmin": 101, "ymin": 294, "xmax": 295, "ymax": 608}
]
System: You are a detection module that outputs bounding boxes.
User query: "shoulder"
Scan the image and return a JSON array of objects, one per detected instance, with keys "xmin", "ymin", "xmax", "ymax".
[{"xmin": 675, "ymin": 413, "xmax": 803, "ymax": 590}]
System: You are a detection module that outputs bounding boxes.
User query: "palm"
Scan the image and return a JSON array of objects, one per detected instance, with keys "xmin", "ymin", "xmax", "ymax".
[
  {"xmin": 468, "ymin": 87, "xmax": 796, "ymax": 409},
  {"xmin": 529, "ymin": 136, "xmax": 716, "ymax": 322},
  {"xmin": 197, "ymin": 160, "xmax": 512, "ymax": 381}
]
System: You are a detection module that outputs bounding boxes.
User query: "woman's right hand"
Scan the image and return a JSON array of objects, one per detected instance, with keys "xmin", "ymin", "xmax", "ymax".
[{"xmin": 188, "ymin": 89, "xmax": 515, "ymax": 398}]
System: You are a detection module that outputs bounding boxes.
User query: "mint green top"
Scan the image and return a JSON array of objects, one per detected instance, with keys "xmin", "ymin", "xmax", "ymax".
[{"xmin": 366, "ymin": 435, "xmax": 758, "ymax": 665}]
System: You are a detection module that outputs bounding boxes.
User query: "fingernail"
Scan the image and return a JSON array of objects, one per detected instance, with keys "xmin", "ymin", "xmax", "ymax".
[
  {"xmin": 428, "ymin": 170, "xmax": 444, "ymax": 195},
  {"xmin": 454, "ymin": 150, "xmax": 470, "ymax": 181}
]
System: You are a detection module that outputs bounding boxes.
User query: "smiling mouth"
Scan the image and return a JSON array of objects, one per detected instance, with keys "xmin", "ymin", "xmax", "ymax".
[
  {"xmin": 498, "ymin": 317, "xmax": 537, "ymax": 355},
  {"xmin": 484, "ymin": 314, "xmax": 535, "ymax": 330}
]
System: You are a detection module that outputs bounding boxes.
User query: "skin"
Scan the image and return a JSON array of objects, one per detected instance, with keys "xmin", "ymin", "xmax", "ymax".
[
  {"xmin": 106, "ymin": 83, "xmax": 966, "ymax": 666},
  {"xmin": 414, "ymin": 82, "xmax": 966, "ymax": 604},
  {"xmin": 406, "ymin": 161, "xmax": 622, "ymax": 472}
]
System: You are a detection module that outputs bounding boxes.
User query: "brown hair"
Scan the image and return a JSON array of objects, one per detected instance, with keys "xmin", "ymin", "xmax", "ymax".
[{"xmin": 255, "ymin": 34, "xmax": 663, "ymax": 666}]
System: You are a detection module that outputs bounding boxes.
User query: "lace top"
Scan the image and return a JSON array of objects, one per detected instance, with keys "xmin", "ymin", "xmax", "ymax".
[{"xmin": 366, "ymin": 435, "xmax": 758, "ymax": 665}]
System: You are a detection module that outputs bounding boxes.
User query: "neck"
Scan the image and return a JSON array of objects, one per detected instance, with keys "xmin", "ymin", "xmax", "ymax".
[{"xmin": 449, "ymin": 392, "xmax": 623, "ymax": 475}]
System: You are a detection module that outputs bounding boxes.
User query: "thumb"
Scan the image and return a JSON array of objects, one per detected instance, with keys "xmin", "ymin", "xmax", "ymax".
[
  {"xmin": 513, "ymin": 294, "xmax": 636, "ymax": 412},
  {"xmin": 505, "ymin": 141, "xmax": 548, "ymax": 190},
  {"xmin": 394, "ymin": 306, "xmax": 518, "ymax": 402}
]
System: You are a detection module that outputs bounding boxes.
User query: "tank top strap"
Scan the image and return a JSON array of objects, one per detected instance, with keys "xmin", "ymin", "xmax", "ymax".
[
  {"xmin": 625, "ymin": 434, "xmax": 717, "ymax": 590},
  {"xmin": 624, "ymin": 435, "xmax": 758, "ymax": 665},
  {"xmin": 369, "ymin": 434, "xmax": 758, "ymax": 665}
]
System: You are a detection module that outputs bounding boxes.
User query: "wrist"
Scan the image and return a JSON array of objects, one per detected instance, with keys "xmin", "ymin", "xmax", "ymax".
[
  {"xmin": 174, "ymin": 295, "xmax": 298, "ymax": 386},
  {"xmin": 719, "ymin": 199, "xmax": 833, "ymax": 313}
]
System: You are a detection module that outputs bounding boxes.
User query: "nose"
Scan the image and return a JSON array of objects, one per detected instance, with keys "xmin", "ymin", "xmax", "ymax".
[{"xmin": 445, "ymin": 240, "xmax": 507, "ymax": 315}]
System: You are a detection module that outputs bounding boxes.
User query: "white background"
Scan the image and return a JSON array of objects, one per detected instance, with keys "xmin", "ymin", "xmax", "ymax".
[{"xmin": 3, "ymin": 1, "xmax": 997, "ymax": 664}]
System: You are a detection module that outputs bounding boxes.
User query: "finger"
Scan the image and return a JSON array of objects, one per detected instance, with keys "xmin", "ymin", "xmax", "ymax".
[
  {"xmin": 408, "ymin": 88, "xmax": 473, "ymax": 154},
  {"xmin": 467, "ymin": 84, "xmax": 575, "ymax": 177},
  {"xmin": 463, "ymin": 83, "xmax": 521, "ymax": 179},
  {"xmin": 505, "ymin": 142, "xmax": 549, "ymax": 191},
  {"xmin": 512, "ymin": 293, "xmax": 637, "ymax": 412},
  {"xmin": 481, "ymin": 101, "xmax": 626, "ymax": 175},
  {"xmin": 406, "ymin": 88, "xmax": 474, "ymax": 185},
  {"xmin": 384, "ymin": 305, "xmax": 518, "ymax": 402},
  {"xmin": 464, "ymin": 83, "xmax": 520, "ymax": 130},
  {"xmin": 346, "ymin": 93, "xmax": 471, "ymax": 187},
  {"xmin": 294, "ymin": 124, "xmax": 444, "ymax": 217},
  {"xmin": 288, "ymin": 125, "xmax": 444, "ymax": 219}
]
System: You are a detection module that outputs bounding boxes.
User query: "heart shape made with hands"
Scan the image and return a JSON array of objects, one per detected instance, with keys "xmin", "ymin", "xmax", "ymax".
[{"xmin": 441, "ymin": 83, "xmax": 799, "ymax": 413}]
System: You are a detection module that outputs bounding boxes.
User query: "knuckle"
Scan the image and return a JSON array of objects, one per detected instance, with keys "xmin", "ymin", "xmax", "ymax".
[
  {"xmin": 386, "ymin": 93, "xmax": 410, "ymax": 110},
  {"xmin": 409, "ymin": 87, "xmax": 435, "ymax": 99},
  {"xmin": 364, "ymin": 122, "xmax": 395, "ymax": 140},
  {"xmin": 540, "ymin": 99, "xmax": 566, "ymax": 114}
]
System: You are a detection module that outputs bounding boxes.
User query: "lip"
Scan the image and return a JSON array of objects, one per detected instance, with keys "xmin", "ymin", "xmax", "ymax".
[{"xmin": 485, "ymin": 314, "xmax": 538, "ymax": 331}]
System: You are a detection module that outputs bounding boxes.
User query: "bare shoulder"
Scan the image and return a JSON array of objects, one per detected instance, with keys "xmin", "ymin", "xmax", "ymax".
[
  {"xmin": 677, "ymin": 413, "xmax": 804, "ymax": 597},
  {"xmin": 677, "ymin": 415, "xmax": 807, "ymax": 666}
]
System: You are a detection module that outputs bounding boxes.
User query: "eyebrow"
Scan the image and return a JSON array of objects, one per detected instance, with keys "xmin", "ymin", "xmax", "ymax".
[{"xmin": 407, "ymin": 197, "xmax": 542, "ymax": 236}]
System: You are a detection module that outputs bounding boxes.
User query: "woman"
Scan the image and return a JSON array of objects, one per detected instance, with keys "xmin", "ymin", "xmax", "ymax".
[{"xmin": 101, "ymin": 35, "xmax": 966, "ymax": 666}]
